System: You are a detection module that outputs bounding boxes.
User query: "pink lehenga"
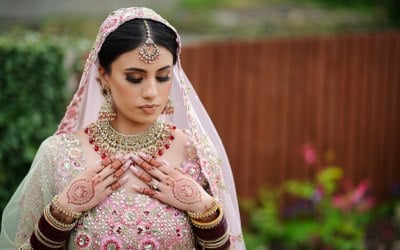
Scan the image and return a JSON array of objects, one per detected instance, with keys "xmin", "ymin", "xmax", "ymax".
[{"xmin": 0, "ymin": 7, "xmax": 244, "ymax": 250}]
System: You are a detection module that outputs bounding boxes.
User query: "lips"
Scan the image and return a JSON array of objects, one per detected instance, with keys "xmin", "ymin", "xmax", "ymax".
[{"xmin": 139, "ymin": 104, "xmax": 159, "ymax": 114}]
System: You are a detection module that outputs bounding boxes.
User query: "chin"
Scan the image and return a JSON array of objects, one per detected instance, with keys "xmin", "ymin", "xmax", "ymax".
[{"xmin": 128, "ymin": 114, "xmax": 160, "ymax": 125}]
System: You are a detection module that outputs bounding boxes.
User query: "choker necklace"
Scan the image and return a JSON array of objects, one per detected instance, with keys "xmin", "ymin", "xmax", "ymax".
[{"xmin": 84, "ymin": 120, "xmax": 176, "ymax": 159}]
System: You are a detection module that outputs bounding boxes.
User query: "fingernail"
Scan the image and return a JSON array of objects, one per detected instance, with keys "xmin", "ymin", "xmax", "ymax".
[
  {"xmin": 131, "ymin": 184, "xmax": 139, "ymax": 190},
  {"xmin": 122, "ymin": 160, "xmax": 132, "ymax": 170},
  {"xmin": 131, "ymin": 154, "xmax": 139, "ymax": 161},
  {"xmin": 120, "ymin": 175, "xmax": 129, "ymax": 183},
  {"xmin": 95, "ymin": 160, "xmax": 102, "ymax": 165},
  {"xmin": 130, "ymin": 165, "xmax": 139, "ymax": 173}
]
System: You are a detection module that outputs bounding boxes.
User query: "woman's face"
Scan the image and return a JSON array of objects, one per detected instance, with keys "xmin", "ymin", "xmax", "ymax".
[{"xmin": 99, "ymin": 46, "xmax": 173, "ymax": 133}]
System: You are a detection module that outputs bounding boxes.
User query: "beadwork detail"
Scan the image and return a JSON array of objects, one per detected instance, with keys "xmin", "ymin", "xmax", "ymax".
[
  {"xmin": 84, "ymin": 120, "xmax": 176, "ymax": 157},
  {"xmin": 138, "ymin": 20, "xmax": 161, "ymax": 64},
  {"xmin": 70, "ymin": 190, "xmax": 195, "ymax": 249}
]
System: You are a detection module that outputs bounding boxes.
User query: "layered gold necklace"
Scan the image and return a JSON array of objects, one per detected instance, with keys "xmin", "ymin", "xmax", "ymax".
[{"xmin": 84, "ymin": 120, "xmax": 176, "ymax": 159}]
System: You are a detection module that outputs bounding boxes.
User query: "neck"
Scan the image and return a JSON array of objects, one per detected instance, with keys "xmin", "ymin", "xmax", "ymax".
[{"xmin": 110, "ymin": 118, "xmax": 157, "ymax": 135}]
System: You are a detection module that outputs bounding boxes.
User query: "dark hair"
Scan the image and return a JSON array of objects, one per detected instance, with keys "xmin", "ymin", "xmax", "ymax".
[{"xmin": 98, "ymin": 18, "xmax": 178, "ymax": 73}]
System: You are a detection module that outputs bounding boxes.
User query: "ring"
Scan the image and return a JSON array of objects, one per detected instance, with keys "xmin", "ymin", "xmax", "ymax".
[{"xmin": 150, "ymin": 179, "xmax": 159, "ymax": 190}]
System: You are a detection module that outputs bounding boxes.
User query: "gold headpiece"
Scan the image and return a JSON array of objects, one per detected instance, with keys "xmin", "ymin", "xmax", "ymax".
[{"xmin": 138, "ymin": 20, "xmax": 161, "ymax": 64}]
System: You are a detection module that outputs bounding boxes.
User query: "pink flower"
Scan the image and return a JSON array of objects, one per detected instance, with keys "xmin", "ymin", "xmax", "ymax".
[
  {"xmin": 301, "ymin": 143, "xmax": 317, "ymax": 165},
  {"xmin": 332, "ymin": 179, "xmax": 374, "ymax": 212}
]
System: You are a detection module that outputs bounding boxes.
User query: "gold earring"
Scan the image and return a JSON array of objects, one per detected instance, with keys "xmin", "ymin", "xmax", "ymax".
[
  {"xmin": 162, "ymin": 97, "xmax": 174, "ymax": 115},
  {"xmin": 98, "ymin": 87, "xmax": 116, "ymax": 121}
]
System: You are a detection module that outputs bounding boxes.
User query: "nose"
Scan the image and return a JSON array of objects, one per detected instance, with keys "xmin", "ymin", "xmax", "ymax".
[{"xmin": 142, "ymin": 79, "xmax": 158, "ymax": 99}]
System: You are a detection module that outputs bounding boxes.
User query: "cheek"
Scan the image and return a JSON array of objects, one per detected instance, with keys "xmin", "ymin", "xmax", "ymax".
[{"xmin": 161, "ymin": 82, "xmax": 172, "ymax": 96}]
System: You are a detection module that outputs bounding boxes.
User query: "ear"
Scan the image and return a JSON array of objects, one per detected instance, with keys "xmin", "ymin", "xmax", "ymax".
[{"xmin": 98, "ymin": 66, "xmax": 110, "ymax": 88}]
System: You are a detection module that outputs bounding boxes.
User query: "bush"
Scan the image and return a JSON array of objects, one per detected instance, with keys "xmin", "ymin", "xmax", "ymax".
[
  {"xmin": 0, "ymin": 31, "xmax": 67, "ymax": 212},
  {"xmin": 241, "ymin": 144, "xmax": 399, "ymax": 250}
]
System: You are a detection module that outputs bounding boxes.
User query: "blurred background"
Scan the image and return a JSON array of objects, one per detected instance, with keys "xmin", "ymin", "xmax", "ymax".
[{"xmin": 1, "ymin": 0, "xmax": 399, "ymax": 249}]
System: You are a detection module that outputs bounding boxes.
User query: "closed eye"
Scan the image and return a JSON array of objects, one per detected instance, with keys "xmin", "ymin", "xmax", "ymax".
[
  {"xmin": 126, "ymin": 76, "xmax": 143, "ymax": 84},
  {"xmin": 156, "ymin": 76, "xmax": 170, "ymax": 82}
]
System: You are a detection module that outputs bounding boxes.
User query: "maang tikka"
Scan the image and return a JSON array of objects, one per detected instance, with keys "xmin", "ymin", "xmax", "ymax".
[
  {"xmin": 98, "ymin": 86, "xmax": 116, "ymax": 121},
  {"xmin": 138, "ymin": 20, "xmax": 161, "ymax": 64}
]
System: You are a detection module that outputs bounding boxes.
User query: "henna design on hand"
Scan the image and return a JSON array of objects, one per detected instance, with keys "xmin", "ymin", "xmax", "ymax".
[
  {"xmin": 67, "ymin": 179, "xmax": 95, "ymax": 205},
  {"xmin": 102, "ymin": 158, "xmax": 112, "ymax": 167},
  {"xmin": 139, "ymin": 187, "xmax": 156, "ymax": 197},
  {"xmin": 110, "ymin": 160, "xmax": 122, "ymax": 170},
  {"xmin": 172, "ymin": 178, "xmax": 201, "ymax": 204},
  {"xmin": 138, "ymin": 172, "xmax": 153, "ymax": 183},
  {"xmin": 89, "ymin": 175, "xmax": 102, "ymax": 185},
  {"xmin": 111, "ymin": 181, "xmax": 121, "ymax": 190},
  {"xmin": 113, "ymin": 168, "xmax": 124, "ymax": 178}
]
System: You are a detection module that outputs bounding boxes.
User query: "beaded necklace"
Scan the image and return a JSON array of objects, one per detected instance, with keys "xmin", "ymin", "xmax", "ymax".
[{"xmin": 84, "ymin": 120, "xmax": 176, "ymax": 159}]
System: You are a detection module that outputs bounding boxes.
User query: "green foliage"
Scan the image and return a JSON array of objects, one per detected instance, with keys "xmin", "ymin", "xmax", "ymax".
[
  {"xmin": 0, "ymin": 31, "xmax": 67, "ymax": 211},
  {"xmin": 242, "ymin": 167, "xmax": 372, "ymax": 250}
]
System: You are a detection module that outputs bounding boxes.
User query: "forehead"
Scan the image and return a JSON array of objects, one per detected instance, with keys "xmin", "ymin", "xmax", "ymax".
[{"xmin": 112, "ymin": 46, "xmax": 173, "ymax": 71}]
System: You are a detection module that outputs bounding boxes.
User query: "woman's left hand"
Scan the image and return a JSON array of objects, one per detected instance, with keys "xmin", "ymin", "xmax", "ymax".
[{"xmin": 129, "ymin": 152, "xmax": 214, "ymax": 213}]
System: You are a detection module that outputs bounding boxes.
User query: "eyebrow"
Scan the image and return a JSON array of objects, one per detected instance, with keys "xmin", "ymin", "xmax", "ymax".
[{"xmin": 125, "ymin": 65, "xmax": 171, "ymax": 73}]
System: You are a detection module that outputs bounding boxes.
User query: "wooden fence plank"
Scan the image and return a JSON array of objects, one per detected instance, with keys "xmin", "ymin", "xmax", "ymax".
[{"xmin": 181, "ymin": 32, "xmax": 400, "ymax": 201}]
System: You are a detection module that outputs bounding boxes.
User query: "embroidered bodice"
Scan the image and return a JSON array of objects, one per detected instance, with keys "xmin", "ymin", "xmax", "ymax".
[
  {"xmin": 16, "ymin": 132, "xmax": 208, "ymax": 249},
  {"xmin": 71, "ymin": 190, "xmax": 194, "ymax": 249}
]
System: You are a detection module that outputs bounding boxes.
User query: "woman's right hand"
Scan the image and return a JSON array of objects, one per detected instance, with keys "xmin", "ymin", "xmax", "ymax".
[{"xmin": 56, "ymin": 156, "xmax": 132, "ymax": 215}]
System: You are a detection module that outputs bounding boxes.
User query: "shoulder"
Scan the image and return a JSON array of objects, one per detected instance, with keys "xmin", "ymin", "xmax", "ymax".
[
  {"xmin": 170, "ymin": 127, "xmax": 200, "ymax": 161},
  {"xmin": 37, "ymin": 133, "xmax": 81, "ymax": 156}
]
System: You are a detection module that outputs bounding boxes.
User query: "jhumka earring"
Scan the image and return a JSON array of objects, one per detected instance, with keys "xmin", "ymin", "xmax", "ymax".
[
  {"xmin": 138, "ymin": 20, "xmax": 161, "ymax": 64},
  {"xmin": 162, "ymin": 97, "xmax": 174, "ymax": 115},
  {"xmin": 98, "ymin": 87, "xmax": 116, "ymax": 121}
]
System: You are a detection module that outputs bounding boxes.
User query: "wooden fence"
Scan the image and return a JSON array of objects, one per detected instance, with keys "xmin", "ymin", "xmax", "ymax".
[{"xmin": 180, "ymin": 32, "xmax": 400, "ymax": 201}]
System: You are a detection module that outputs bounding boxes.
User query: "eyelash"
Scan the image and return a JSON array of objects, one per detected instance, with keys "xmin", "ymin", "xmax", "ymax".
[{"xmin": 125, "ymin": 75, "xmax": 170, "ymax": 84}]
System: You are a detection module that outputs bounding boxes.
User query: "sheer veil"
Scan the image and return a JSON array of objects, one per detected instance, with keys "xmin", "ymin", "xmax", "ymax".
[{"xmin": 0, "ymin": 7, "xmax": 244, "ymax": 249}]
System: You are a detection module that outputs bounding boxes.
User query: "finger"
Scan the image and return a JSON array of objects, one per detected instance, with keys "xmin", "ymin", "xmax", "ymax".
[
  {"xmin": 149, "ymin": 179, "xmax": 160, "ymax": 190},
  {"xmin": 104, "ymin": 175, "xmax": 129, "ymax": 196},
  {"xmin": 91, "ymin": 160, "xmax": 106, "ymax": 174},
  {"xmin": 130, "ymin": 165, "xmax": 153, "ymax": 184},
  {"xmin": 95, "ymin": 159, "xmax": 123, "ymax": 181},
  {"xmin": 101, "ymin": 160, "xmax": 132, "ymax": 187},
  {"xmin": 132, "ymin": 155, "xmax": 170, "ymax": 182},
  {"xmin": 110, "ymin": 159, "xmax": 123, "ymax": 170},
  {"xmin": 139, "ymin": 153, "xmax": 174, "ymax": 176},
  {"xmin": 109, "ymin": 175, "xmax": 129, "ymax": 191},
  {"xmin": 138, "ymin": 152, "xmax": 163, "ymax": 167},
  {"xmin": 89, "ymin": 174, "xmax": 102, "ymax": 185},
  {"xmin": 132, "ymin": 184, "xmax": 157, "ymax": 198},
  {"xmin": 114, "ymin": 159, "xmax": 131, "ymax": 177},
  {"xmin": 101, "ymin": 157, "xmax": 112, "ymax": 167},
  {"xmin": 131, "ymin": 154, "xmax": 156, "ymax": 172}
]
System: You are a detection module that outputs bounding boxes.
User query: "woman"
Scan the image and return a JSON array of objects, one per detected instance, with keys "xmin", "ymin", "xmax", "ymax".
[{"xmin": 0, "ymin": 7, "xmax": 244, "ymax": 249}]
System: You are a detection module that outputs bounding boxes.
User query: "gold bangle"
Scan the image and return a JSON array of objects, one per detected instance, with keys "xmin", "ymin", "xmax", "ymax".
[
  {"xmin": 43, "ymin": 204, "xmax": 77, "ymax": 231},
  {"xmin": 34, "ymin": 226, "xmax": 65, "ymax": 248},
  {"xmin": 187, "ymin": 199, "xmax": 219, "ymax": 220},
  {"xmin": 196, "ymin": 229, "xmax": 230, "ymax": 248},
  {"xmin": 52, "ymin": 195, "xmax": 82, "ymax": 219},
  {"xmin": 190, "ymin": 205, "xmax": 224, "ymax": 229}
]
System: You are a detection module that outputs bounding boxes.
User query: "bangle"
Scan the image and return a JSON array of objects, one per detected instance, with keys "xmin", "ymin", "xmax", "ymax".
[
  {"xmin": 190, "ymin": 205, "xmax": 224, "ymax": 229},
  {"xmin": 187, "ymin": 199, "xmax": 219, "ymax": 220},
  {"xmin": 196, "ymin": 229, "xmax": 230, "ymax": 249},
  {"xmin": 44, "ymin": 203, "xmax": 77, "ymax": 231},
  {"xmin": 52, "ymin": 195, "xmax": 82, "ymax": 220},
  {"xmin": 34, "ymin": 223, "xmax": 66, "ymax": 248}
]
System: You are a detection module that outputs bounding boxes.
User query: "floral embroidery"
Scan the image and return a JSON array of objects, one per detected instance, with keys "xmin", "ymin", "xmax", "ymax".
[
  {"xmin": 138, "ymin": 236, "xmax": 160, "ymax": 250},
  {"xmin": 101, "ymin": 235, "xmax": 122, "ymax": 250},
  {"xmin": 75, "ymin": 232, "xmax": 91, "ymax": 248}
]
